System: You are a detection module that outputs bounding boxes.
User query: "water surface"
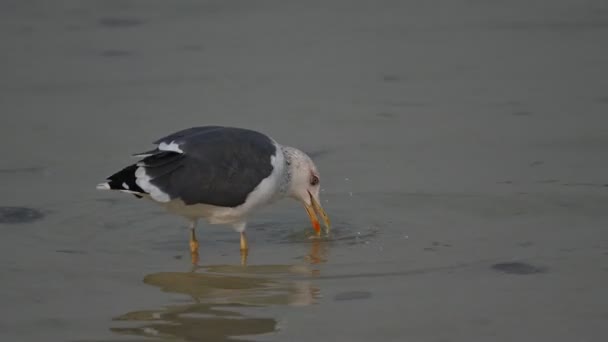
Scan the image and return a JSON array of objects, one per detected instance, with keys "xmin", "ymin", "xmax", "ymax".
[{"xmin": 1, "ymin": 0, "xmax": 608, "ymax": 341}]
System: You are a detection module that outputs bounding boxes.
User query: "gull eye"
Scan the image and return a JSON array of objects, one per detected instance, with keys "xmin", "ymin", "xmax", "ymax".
[{"xmin": 310, "ymin": 175, "xmax": 319, "ymax": 186}]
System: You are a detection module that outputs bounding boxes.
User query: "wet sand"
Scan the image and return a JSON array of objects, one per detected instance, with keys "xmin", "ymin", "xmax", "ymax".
[{"xmin": 2, "ymin": 0, "xmax": 608, "ymax": 341}]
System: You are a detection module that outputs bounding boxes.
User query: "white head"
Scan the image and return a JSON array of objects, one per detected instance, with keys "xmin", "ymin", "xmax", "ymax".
[{"xmin": 282, "ymin": 147, "xmax": 331, "ymax": 235}]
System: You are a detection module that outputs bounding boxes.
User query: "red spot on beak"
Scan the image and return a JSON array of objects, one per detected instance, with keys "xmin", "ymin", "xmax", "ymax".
[{"xmin": 312, "ymin": 220, "xmax": 321, "ymax": 233}]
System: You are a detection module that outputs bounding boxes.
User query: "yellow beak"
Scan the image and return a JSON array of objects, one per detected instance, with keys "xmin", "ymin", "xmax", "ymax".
[{"xmin": 304, "ymin": 191, "xmax": 331, "ymax": 236}]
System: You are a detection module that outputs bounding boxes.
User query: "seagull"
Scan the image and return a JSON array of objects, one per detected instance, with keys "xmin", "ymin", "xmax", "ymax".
[{"xmin": 96, "ymin": 126, "xmax": 330, "ymax": 261}]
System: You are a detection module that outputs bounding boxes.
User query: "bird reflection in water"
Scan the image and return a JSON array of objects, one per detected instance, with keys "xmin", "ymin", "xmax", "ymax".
[
  {"xmin": 111, "ymin": 239, "xmax": 327, "ymax": 342},
  {"xmin": 305, "ymin": 238, "xmax": 328, "ymax": 265}
]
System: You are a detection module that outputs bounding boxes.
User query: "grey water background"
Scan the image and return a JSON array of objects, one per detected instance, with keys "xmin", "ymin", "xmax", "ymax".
[{"xmin": 1, "ymin": 0, "xmax": 608, "ymax": 341}]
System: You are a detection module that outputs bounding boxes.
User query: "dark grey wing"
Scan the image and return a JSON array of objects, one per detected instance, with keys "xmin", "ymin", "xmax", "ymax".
[
  {"xmin": 133, "ymin": 126, "xmax": 224, "ymax": 157},
  {"xmin": 138, "ymin": 127, "xmax": 277, "ymax": 207},
  {"xmin": 152, "ymin": 126, "xmax": 225, "ymax": 145}
]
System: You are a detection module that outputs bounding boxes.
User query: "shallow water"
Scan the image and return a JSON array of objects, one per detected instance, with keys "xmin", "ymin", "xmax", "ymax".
[{"xmin": 2, "ymin": 0, "xmax": 608, "ymax": 341}]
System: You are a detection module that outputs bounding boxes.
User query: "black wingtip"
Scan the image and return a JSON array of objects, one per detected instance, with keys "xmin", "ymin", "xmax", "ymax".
[{"xmin": 104, "ymin": 164, "xmax": 146, "ymax": 194}]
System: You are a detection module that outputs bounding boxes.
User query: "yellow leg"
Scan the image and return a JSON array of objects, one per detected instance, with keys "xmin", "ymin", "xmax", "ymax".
[
  {"xmin": 189, "ymin": 221, "xmax": 199, "ymax": 264},
  {"xmin": 240, "ymin": 249, "xmax": 248, "ymax": 266},
  {"xmin": 240, "ymin": 231, "xmax": 248, "ymax": 251},
  {"xmin": 189, "ymin": 227, "xmax": 199, "ymax": 253},
  {"xmin": 239, "ymin": 230, "xmax": 249, "ymax": 266}
]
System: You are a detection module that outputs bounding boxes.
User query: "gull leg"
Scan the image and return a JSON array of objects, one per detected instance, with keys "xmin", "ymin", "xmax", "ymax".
[
  {"xmin": 234, "ymin": 222, "xmax": 248, "ymax": 251},
  {"xmin": 240, "ymin": 232, "xmax": 248, "ymax": 266},
  {"xmin": 233, "ymin": 222, "xmax": 248, "ymax": 266},
  {"xmin": 189, "ymin": 220, "xmax": 199, "ymax": 264},
  {"xmin": 240, "ymin": 231, "xmax": 248, "ymax": 251},
  {"xmin": 189, "ymin": 220, "xmax": 199, "ymax": 252}
]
